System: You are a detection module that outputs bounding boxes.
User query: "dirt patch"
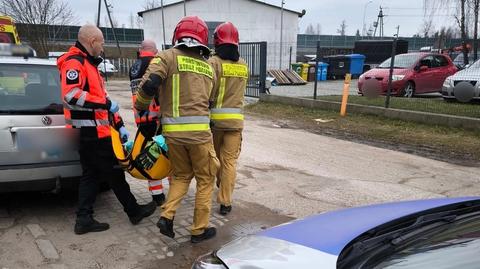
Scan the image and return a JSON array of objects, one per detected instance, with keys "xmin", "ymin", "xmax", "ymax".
[{"xmin": 245, "ymin": 102, "xmax": 480, "ymax": 167}]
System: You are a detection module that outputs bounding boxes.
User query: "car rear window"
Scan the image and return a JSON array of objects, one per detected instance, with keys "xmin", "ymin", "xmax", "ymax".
[{"xmin": 0, "ymin": 63, "xmax": 63, "ymax": 114}]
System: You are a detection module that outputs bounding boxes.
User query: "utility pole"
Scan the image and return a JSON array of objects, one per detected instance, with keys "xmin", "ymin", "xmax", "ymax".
[
  {"xmin": 373, "ymin": 6, "xmax": 384, "ymax": 39},
  {"xmin": 183, "ymin": 0, "xmax": 187, "ymax": 16},
  {"xmin": 161, "ymin": 0, "xmax": 166, "ymax": 48},
  {"xmin": 279, "ymin": 0, "xmax": 285, "ymax": 70},
  {"xmin": 96, "ymin": 0, "xmax": 102, "ymax": 27},
  {"xmin": 104, "ymin": 0, "xmax": 121, "ymax": 56}
]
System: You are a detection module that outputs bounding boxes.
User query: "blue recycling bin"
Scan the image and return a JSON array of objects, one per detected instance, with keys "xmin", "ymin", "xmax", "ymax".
[
  {"xmin": 347, "ymin": 54, "xmax": 366, "ymax": 75},
  {"xmin": 317, "ymin": 62, "xmax": 329, "ymax": 81}
]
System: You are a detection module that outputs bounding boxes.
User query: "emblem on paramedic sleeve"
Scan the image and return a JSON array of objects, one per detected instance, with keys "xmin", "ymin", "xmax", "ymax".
[
  {"xmin": 130, "ymin": 60, "xmax": 141, "ymax": 77},
  {"xmin": 66, "ymin": 69, "xmax": 80, "ymax": 84},
  {"xmin": 66, "ymin": 69, "xmax": 79, "ymax": 80}
]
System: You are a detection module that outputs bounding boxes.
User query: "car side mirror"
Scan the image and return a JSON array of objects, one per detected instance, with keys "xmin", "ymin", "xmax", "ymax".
[{"xmin": 419, "ymin": 66, "xmax": 428, "ymax": 72}]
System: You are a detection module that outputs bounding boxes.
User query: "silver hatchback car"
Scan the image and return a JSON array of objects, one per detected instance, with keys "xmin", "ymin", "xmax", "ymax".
[
  {"xmin": 442, "ymin": 59, "xmax": 480, "ymax": 102},
  {"xmin": 0, "ymin": 55, "xmax": 81, "ymax": 192}
]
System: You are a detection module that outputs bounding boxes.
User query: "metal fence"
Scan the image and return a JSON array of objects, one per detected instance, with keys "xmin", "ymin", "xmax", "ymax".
[
  {"xmin": 297, "ymin": 34, "xmax": 472, "ymax": 51},
  {"xmin": 239, "ymin": 42, "xmax": 267, "ymax": 97},
  {"xmin": 308, "ymin": 40, "xmax": 480, "ymax": 120},
  {"xmin": 106, "ymin": 42, "xmax": 268, "ymax": 98}
]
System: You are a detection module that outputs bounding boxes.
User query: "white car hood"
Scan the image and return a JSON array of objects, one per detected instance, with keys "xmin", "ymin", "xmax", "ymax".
[
  {"xmin": 216, "ymin": 235, "xmax": 338, "ymax": 269},
  {"xmin": 451, "ymin": 68, "xmax": 480, "ymax": 81}
]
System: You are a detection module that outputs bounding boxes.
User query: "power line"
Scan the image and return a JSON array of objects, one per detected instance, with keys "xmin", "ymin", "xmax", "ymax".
[
  {"xmin": 387, "ymin": 14, "xmax": 454, "ymax": 17},
  {"xmin": 385, "ymin": 6, "xmax": 457, "ymax": 10}
]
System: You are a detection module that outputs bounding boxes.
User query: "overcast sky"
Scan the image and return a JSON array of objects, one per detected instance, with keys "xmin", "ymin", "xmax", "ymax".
[{"xmin": 69, "ymin": 0, "xmax": 456, "ymax": 37}]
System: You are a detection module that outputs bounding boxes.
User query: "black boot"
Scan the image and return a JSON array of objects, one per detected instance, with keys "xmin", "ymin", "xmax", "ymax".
[
  {"xmin": 191, "ymin": 227, "xmax": 217, "ymax": 243},
  {"xmin": 152, "ymin": 193, "xmax": 166, "ymax": 206},
  {"xmin": 74, "ymin": 215, "xmax": 110, "ymax": 235},
  {"xmin": 220, "ymin": 205, "xmax": 232, "ymax": 216},
  {"xmin": 128, "ymin": 201, "xmax": 157, "ymax": 225},
  {"xmin": 157, "ymin": 216, "xmax": 175, "ymax": 238}
]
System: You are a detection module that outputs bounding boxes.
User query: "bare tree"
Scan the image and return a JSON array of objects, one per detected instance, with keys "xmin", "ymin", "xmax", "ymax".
[
  {"xmin": 305, "ymin": 24, "xmax": 315, "ymax": 35},
  {"xmin": 424, "ymin": 0, "xmax": 469, "ymax": 65},
  {"xmin": 129, "ymin": 12, "xmax": 135, "ymax": 29},
  {"xmin": 104, "ymin": 15, "xmax": 118, "ymax": 28},
  {"xmin": 136, "ymin": 15, "xmax": 143, "ymax": 29},
  {"xmin": 458, "ymin": 0, "xmax": 469, "ymax": 65},
  {"xmin": 1, "ymin": 0, "xmax": 76, "ymax": 57},
  {"xmin": 471, "ymin": 0, "xmax": 480, "ymax": 60},
  {"xmin": 143, "ymin": 0, "xmax": 159, "ymax": 10},
  {"xmin": 316, "ymin": 23, "xmax": 321, "ymax": 35},
  {"xmin": 418, "ymin": 19, "xmax": 434, "ymax": 38},
  {"xmin": 337, "ymin": 20, "xmax": 347, "ymax": 36}
]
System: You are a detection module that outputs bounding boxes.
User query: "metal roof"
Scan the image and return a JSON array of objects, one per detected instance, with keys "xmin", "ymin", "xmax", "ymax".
[{"xmin": 138, "ymin": 0, "xmax": 305, "ymax": 17}]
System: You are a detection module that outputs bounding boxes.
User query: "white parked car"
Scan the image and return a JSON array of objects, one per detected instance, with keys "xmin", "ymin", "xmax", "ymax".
[
  {"xmin": 0, "ymin": 52, "xmax": 82, "ymax": 192},
  {"xmin": 98, "ymin": 59, "xmax": 118, "ymax": 76}
]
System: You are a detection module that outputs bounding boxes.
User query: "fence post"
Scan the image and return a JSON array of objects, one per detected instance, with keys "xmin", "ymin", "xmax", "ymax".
[
  {"xmin": 314, "ymin": 40, "xmax": 320, "ymax": 100},
  {"xmin": 259, "ymin": 42, "xmax": 267, "ymax": 94},
  {"xmin": 289, "ymin": 46, "xmax": 292, "ymax": 70},
  {"xmin": 386, "ymin": 26, "xmax": 399, "ymax": 108}
]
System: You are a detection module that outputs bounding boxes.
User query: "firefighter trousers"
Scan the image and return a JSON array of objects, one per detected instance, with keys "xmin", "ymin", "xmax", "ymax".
[
  {"xmin": 212, "ymin": 130, "xmax": 242, "ymax": 207},
  {"xmin": 161, "ymin": 142, "xmax": 220, "ymax": 235}
]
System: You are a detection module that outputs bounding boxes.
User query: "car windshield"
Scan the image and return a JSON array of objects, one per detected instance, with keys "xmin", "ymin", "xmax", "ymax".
[
  {"xmin": 0, "ymin": 63, "xmax": 63, "ymax": 114},
  {"xmin": 454, "ymin": 53, "xmax": 474, "ymax": 65},
  {"xmin": 373, "ymin": 216, "xmax": 480, "ymax": 269},
  {"xmin": 378, "ymin": 54, "xmax": 419, "ymax": 69},
  {"xmin": 467, "ymin": 59, "xmax": 480, "ymax": 69}
]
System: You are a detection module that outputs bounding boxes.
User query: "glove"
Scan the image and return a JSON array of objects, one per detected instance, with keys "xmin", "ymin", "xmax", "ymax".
[
  {"xmin": 136, "ymin": 110, "xmax": 149, "ymax": 123},
  {"xmin": 137, "ymin": 143, "xmax": 160, "ymax": 170},
  {"xmin": 119, "ymin": 126, "xmax": 129, "ymax": 143},
  {"xmin": 109, "ymin": 100, "xmax": 119, "ymax": 113}
]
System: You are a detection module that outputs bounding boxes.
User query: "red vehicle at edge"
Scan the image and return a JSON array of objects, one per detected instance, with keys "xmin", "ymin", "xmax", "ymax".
[{"xmin": 358, "ymin": 53, "xmax": 458, "ymax": 97}]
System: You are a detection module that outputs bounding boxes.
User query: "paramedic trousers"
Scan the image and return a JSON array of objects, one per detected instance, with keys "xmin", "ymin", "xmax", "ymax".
[
  {"xmin": 212, "ymin": 130, "xmax": 242, "ymax": 207},
  {"xmin": 77, "ymin": 138, "xmax": 138, "ymax": 218},
  {"xmin": 161, "ymin": 142, "xmax": 220, "ymax": 235}
]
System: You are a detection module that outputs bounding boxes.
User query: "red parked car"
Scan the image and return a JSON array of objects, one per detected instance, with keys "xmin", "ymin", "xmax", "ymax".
[{"xmin": 358, "ymin": 53, "xmax": 458, "ymax": 97}]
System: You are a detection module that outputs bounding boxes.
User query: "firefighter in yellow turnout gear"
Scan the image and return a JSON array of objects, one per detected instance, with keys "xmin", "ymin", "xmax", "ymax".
[
  {"xmin": 208, "ymin": 22, "xmax": 248, "ymax": 216},
  {"xmin": 135, "ymin": 16, "xmax": 220, "ymax": 244}
]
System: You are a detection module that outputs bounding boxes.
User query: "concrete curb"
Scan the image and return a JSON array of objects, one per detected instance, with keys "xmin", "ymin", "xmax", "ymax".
[{"xmin": 259, "ymin": 94, "xmax": 480, "ymax": 131}]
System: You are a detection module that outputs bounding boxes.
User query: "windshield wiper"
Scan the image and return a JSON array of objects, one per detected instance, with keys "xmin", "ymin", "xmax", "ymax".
[
  {"xmin": 338, "ymin": 203, "xmax": 480, "ymax": 269},
  {"xmin": 350, "ymin": 212, "xmax": 457, "ymax": 255}
]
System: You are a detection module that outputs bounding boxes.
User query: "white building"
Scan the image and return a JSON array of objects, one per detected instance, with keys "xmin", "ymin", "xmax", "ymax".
[{"xmin": 138, "ymin": 0, "xmax": 305, "ymax": 69}]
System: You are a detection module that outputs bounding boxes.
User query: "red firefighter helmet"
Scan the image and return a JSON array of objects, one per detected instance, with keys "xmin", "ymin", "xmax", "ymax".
[
  {"xmin": 214, "ymin": 22, "xmax": 239, "ymax": 46},
  {"xmin": 172, "ymin": 16, "xmax": 209, "ymax": 46}
]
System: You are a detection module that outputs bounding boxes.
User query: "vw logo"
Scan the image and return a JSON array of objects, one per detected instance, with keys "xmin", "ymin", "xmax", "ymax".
[{"xmin": 42, "ymin": 116, "xmax": 52, "ymax": 126}]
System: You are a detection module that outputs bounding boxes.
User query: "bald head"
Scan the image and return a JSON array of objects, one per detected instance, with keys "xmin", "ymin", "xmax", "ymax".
[
  {"xmin": 140, "ymin": 39, "xmax": 158, "ymax": 54},
  {"xmin": 78, "ymin": 24, "xmax": 104, "ymax": 57}
]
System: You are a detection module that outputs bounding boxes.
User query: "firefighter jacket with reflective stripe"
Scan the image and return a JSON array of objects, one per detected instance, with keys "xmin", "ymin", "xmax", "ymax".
[
  {"xmin": 129, "ymin": 50, "xmax": 160, "ymax": 126},
  {"xmin": 208, "ymin": 55, "xmax": 248, "ymax": 130},
  {"xmin": 57, "ymin": 42, "xmax": 123, "ymax": 140},
  {"xmin": 137, "ymin": 48, "xmax": 216, "ymax": 145}
]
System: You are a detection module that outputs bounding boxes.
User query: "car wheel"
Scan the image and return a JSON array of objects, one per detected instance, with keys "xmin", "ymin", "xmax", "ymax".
[
  {"xmin": 401, "ymin": 82, "xmax": 415, "ymax": 98},
  {"xmin": 443, "ymin": 97, "xmax": 456, "ymax": 103}
]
